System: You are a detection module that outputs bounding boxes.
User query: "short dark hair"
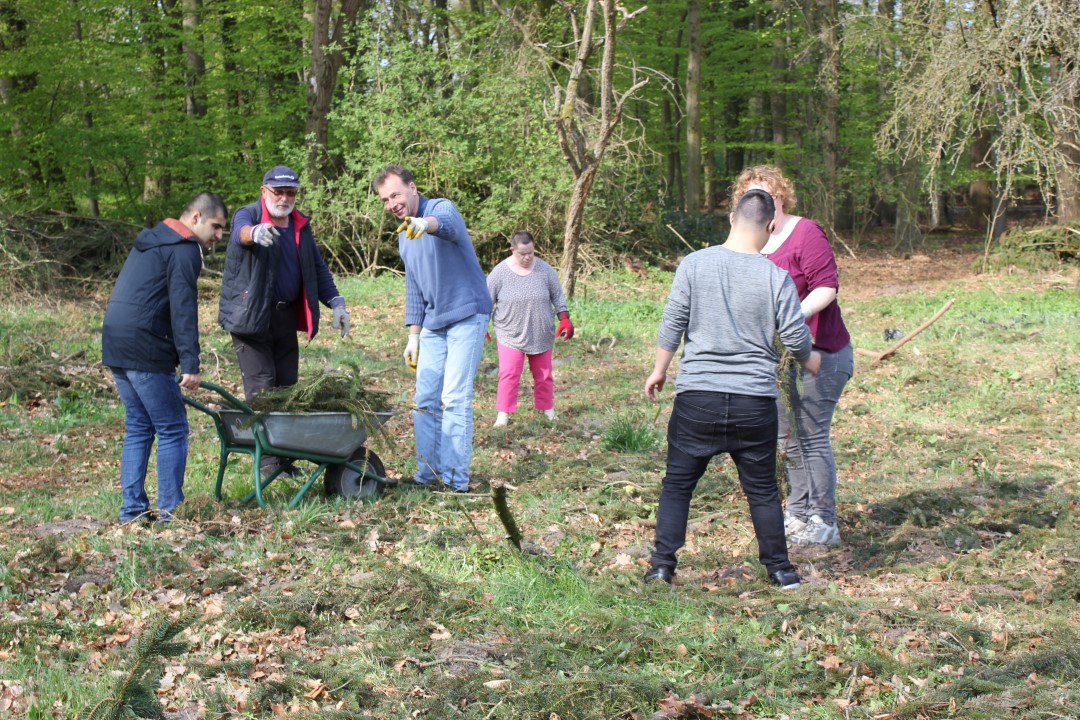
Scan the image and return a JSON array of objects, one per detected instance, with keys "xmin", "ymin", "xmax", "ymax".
[
  {"xmin": 374, "ymin": 164, "xmax": 415, "ymax": 189},
  {"xmin": 731, "ymin": 188, "xmax": 775, "ymax": 228},
  {"xmin": 183, "ymin": 191, "xmax": 227, "ymax": 220},
  {"xmin": 510, "ymin": 230, "xmax": 534, "ymax": 247}
]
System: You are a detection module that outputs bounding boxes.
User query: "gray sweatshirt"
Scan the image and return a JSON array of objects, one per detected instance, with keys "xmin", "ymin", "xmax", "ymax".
[{"xmin": 657, "ymin": 245, "xmax": 812, "ymax": 398}]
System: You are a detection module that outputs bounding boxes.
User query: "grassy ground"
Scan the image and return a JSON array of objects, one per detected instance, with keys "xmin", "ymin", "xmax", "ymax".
[{"xmin": 0, "ymin": 247, "xmax": 1078, "ymax": 719}]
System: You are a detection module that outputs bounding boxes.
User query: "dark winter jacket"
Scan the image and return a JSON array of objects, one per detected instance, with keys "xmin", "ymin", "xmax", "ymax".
[
  {"xmin": 218, "ymin": 199, "xmax": 341, "ymax": 340},
  {"xmin": 101, "ymin": 219, "xmax": 203, "ymax": 374}
]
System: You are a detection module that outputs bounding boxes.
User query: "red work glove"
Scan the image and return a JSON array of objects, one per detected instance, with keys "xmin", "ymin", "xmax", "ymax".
[{"xmin": 556, "ymin": 311, "xmax": 574, "ymax": 341}]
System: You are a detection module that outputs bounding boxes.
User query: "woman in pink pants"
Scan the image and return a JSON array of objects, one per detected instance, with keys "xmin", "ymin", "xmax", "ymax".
[{"xmin": 487, "ymin": 231, "xmax": 574, "ymax": 427}]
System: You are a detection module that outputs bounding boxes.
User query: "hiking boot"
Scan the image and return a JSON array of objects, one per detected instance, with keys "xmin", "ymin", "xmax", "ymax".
[
  {"xmin": 769, "ymin": 569, "xmax": 802, "ymax": 589},
  {"xmin": 784, "ymin": 512, "xmax": 807, "ymax": 538},
  {"xmin": 643, "ymin": 566, "xmax": 674, "ymax": 585},
  {"xmin": 790, "ymin": 515, "xmax": 841, "ymax": 546},
  {"xmin": 493, "ymin": 412, "xmax": 510, "ymax": 427}
]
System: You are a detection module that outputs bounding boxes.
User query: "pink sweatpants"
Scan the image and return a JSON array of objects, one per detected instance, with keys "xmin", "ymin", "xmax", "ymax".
[{"xmin": 495, "ymin": 341, "xmax": 554, "ymax": 413}]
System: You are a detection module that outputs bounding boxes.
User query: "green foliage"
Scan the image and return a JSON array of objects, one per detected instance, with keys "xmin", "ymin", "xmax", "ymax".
[
  {"xmin": 246, "ymin": 361, "xmax": 392, "ymax": 415},
  {"xmin": 84, "ymin": 612, "xmax": 198, "ymax": 720},
  {"xmin": 602, "ymin": 412, "xmax": 660, "ymax": 452},
  {"xmin": 980, "ymin": 222, "xmax": 1080, "ymax": 272}
]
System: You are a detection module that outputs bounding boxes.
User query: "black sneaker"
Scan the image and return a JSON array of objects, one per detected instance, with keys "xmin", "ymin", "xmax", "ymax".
[
  {"xmin": 643, "ymin": 566, "xmax": 674, "ymax": 585},
  {"xmin": 769, "ymin": 569, "xmax": 802, "ymax": 589}
]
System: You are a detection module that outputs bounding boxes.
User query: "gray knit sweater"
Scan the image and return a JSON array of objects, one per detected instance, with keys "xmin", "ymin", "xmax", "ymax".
[
  {"xmin": 488, "ymin": 258, "xmax": 568, "ymax": 354},
  {"xmin": 657, "ymin": 245, "xmax": 812, "ymax": 397}
]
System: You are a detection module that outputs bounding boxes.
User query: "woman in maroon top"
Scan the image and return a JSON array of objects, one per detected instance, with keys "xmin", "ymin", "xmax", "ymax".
[{"xmin": 733, "ymin": 165, "xmax": 854, "ymax": 547}]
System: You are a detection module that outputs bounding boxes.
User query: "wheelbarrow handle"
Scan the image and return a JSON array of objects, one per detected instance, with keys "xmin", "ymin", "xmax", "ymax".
[{"xmin": 194, "ymin": 381, "xmax": 255, "ymax": 414}]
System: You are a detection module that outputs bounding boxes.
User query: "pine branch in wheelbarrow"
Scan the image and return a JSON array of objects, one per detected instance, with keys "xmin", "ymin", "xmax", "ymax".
[{"xmin": 246, "ymin": 362, "xmax": 393, "ymax": 438}]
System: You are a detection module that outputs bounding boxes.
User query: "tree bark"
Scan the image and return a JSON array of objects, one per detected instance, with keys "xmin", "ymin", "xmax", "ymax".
[
  {"xmin": 1050, "ymin": 54, "xmax": 1080, "ymax": 222},
  {"xmin": 770, "ymin": 0, "xmax": 789, "ymax": 156},
  {"xmin": 181, "ymin": 0, "xmax": 206, "ymax": 118},
  {"xmin": 551, "ymin": 0, "xmax": 648, "ymax": 298},
  {"xmin": 72, "ymin": 19, "xmax": 99, "ymax": 217},
  {"xmin": 305, "ymin": 0, "xmax": 366, "ymax": 178},
  {"xmin": 819, "ymin": 0, "xmax": 839, "ymax": 230},
  {"xmin": 685, "ymin": 0, "xmax": 701, "ymax": 215}
]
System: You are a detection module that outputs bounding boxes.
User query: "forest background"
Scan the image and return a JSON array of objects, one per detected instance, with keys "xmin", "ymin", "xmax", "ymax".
[{"xmin": 2, "ymin": 0, "xmax": 1079, "ymax": 291}]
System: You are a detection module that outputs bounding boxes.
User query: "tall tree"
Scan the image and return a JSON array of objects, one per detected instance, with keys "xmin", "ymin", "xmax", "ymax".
[
  {"xmin": 880, "ymin": 0, "xmax": 1080, "ymax": 233},
  {"xmin": 305, "ymin": 0, "xmax": 366, "ymax": 177},
  {"xmin": 545, "ymin": 0, "xmax": 648, "ymax": 297},
  {"xmin": 685, "ymin": 0, "xmax": 701, "ymax": 215}
]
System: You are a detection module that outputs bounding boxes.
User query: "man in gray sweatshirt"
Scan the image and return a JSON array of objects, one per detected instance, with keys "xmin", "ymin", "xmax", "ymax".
[{"xmin": 644, "ymin": 189, "xmax": 821, "ymax": 589}]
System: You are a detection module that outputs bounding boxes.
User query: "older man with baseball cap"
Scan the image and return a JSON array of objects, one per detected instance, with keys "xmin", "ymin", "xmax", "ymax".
[{"xmin": 219, "ymin": 165, "xmax": 351, "ymax": 472}]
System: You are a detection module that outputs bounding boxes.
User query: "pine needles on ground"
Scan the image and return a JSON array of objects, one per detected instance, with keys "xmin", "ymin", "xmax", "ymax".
[{"xmin": 83, "ymin": 611, "xmax": 197, "ymax": 720}]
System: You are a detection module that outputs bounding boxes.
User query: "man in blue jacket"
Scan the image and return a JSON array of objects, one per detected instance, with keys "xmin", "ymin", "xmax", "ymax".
[
  {"xmin": 218, "ymin": 165, "xmax": 351, "ymax": 402},
  {"xmin": 102, "ymin": 192, "xmax": 227, "ymax": 523},
  {"xmin": 375, "ymin": 164, "xmax": 492, "ymax": 493}
]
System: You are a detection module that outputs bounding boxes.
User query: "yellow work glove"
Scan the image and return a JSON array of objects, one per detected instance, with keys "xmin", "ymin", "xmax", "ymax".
[
  {"xmin": 403, "ymin": 332, "xmax": 420, "ymax": 372},
  {"xmin": 395, "ymin": 216, "xmax": 430, "ymax": 240}
]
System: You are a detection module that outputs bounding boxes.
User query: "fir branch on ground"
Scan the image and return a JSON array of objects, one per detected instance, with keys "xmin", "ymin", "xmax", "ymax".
[{"xmin": 83, "ymin": 611, "xmax": 198, "ymax": 720}]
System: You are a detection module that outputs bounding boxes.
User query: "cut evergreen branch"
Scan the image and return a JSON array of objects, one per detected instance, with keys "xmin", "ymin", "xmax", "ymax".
[
  {"xmin": 83, "ymin": 611, "xmax": 198, "ymax": 720},
  {"xmin": 492, "ymin": 483, "xmax": 523, "ymax": 550},
  {"xmin": 244, "ymin": 361, "xmax": 394, "ymax": 442}
]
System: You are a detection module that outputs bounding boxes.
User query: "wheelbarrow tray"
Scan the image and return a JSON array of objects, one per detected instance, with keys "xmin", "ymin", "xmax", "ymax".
[
  {"xmin": 218, "ymin": 409, "xmax": 394, "ymax": 459},
  {"xmin": 183, "ymin": 381, "xmax": 397, "ymax": 509}
]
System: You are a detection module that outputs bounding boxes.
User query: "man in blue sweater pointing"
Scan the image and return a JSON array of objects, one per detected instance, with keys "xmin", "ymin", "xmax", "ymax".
[{"xmin": 375, "ymin": 165, "xmax": 492, "ymax": 492}]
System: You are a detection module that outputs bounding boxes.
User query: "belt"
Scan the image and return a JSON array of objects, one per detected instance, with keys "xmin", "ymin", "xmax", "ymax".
[{"xmin": 272, "ymin": 300, "xmax": 294, "ymax": 311}]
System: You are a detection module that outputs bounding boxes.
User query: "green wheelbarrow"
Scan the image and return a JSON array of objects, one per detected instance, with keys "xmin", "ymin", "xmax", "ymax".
[{"xmin": 183, "ymin": 381, "xmax": 397, "ymax": 509}]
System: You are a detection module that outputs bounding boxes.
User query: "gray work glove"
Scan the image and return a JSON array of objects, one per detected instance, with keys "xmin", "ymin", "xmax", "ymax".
[
  {"xmin": 251, "ymin": 223, "xmax": 279, "ymax": 247},
  {"xmin": 332, "ymin": 305, "xmax": 351, "ymax": 338}
]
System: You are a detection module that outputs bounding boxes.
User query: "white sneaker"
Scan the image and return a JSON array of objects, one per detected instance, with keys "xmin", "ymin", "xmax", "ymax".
[
  {"xmin": 790, "ymin": 515, "xmax": 841, "ymax": 546},
  {"xmin": 493, "ymin": 412, "xmax": 510, "ymax": 427},
  {"xmin": 784, "ymin": 512, "xmax": 807, "ymax": 538},
  {"xmin": 543, "ymin": 408, "xmax": 556, "ymax": 421}
]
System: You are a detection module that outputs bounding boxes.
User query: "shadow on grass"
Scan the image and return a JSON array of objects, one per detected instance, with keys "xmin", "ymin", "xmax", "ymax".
[{"xmin": 841, "ymin": 472, "xmax": 1072, "ymax": 574}]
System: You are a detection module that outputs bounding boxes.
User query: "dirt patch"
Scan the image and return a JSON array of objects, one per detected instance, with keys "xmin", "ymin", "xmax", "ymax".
[
  {"xmin": 837, "ymin": 246, "xmax": 984, "ymax": 301},
  {"xmin": 31, "ymin": 517, "xmax": 103, "ymax": 538}
]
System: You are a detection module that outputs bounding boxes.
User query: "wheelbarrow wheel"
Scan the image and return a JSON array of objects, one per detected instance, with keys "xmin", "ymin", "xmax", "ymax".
[{"xmin": 324, "ymin": 448, "xmax": 386, "ymax": 500}]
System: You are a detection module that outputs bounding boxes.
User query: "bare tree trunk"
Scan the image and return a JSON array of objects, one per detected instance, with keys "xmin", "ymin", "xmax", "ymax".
[
  {"xmin": 968, "ymin": 128, "xmax": 994, "ymax": 228},
  {"xmin": 1051, "ymin": 54, "xmax": 1080, "ymax": 222},
  {"xmin": 305, "ymin": 0, "xmax": 365, "ymax": 178},
  {"xmin": 181, "ymin": 0, "xmax": 207, "ymax": 118},
  {"xmin": 820, "ymin": 0, "xmax": 839, "ymax": 230},
  {"xmin": 770, "ymin": 0, "xmax": 789, "ymax": 157},
  {"xmin": 550, "ymin": 0, "xmax": 648, "ymax": 298},
  {"xmin": 685, "ymin": 0, "xmax": 701, "ymax": 216},
  {"xmin": 894, "ymin": 161, "xmax": 923, "ymax": 256},
  {"xmin": 73, "ymin": 19, "xmax": 99, "ymax": 217}
]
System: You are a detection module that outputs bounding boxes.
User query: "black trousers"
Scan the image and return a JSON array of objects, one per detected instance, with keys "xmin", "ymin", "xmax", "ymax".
[
  {"xmin": 651, "ymin": 390, "xmax": 794, "ymax": 576},
  {"xmin": 230, "ymin": 304, "xmax": 301, "ymax": 402}
]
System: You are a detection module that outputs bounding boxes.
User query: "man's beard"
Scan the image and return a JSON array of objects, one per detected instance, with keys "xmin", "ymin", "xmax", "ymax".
[{"xmin": 268, "ymin": 201, "xmax": 294, "ymax": 219}]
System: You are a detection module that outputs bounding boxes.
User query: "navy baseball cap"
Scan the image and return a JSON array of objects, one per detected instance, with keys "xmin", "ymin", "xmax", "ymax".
[{"xmin": 262, "ymin": 165, "xmax": 301, "ymax": 188}]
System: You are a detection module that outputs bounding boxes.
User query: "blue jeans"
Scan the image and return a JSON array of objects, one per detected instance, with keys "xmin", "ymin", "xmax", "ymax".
[
  {"xmin": 111, "ymin": 369, "xmax": 188, "ymax": 521},
  {"xmin": 778, "ymin": 344, "xmax": 853, "ymax": 525},
  {"xmin": 413, "ymin": 313, "xmax": 488, "ymax": 490},
  {"xmin": 652, "ymin": 391, "xmax": 794, "ymax": 575}
]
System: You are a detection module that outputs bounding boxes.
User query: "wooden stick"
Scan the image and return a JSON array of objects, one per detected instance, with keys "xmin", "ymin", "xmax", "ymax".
[
  {"xmin": 491, "ymin": 484, "xmax": 522, "ymax": 550},
  {"xmin": 666, "ymin": 223, "xmax": 698, "ymax": 253},
  {"xmin": 858, "ymin": 298, "xmax": 955, "ymax": 364}
]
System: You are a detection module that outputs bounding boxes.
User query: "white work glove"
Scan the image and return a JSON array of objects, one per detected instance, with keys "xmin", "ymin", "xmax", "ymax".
[
  {"xmin": 395, "ymin": 216, "xmax": 429, "ymax": 240},
  {"xmin": 403, "ymin": 332, "xmax": 420, "ymax": 371},
  {"xmin": 331, "ymin": 305, "xmax": 351, "ymax": 338},
  {"xmin": 251, "ymin": 223, "xmax": 279, "ymax": 247}
]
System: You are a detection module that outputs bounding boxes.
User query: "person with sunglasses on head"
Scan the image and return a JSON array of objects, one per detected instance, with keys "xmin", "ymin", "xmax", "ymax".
[{"xmin": 218, "ymin": 165, "xmax": 351, "ymax": 474}]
